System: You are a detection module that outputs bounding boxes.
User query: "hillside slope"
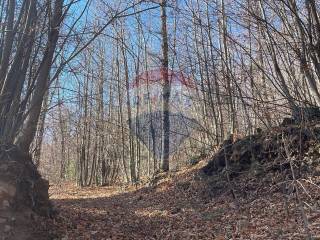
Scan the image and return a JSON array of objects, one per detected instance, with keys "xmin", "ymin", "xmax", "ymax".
[{"xmin": 44, "ymin": 127, "xmax": 320, "ymax": 239}]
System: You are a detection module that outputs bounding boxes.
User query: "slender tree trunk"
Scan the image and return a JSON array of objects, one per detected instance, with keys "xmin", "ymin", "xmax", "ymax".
[
  {"xmin": 15, "ymin": 0, "xmax": 63, "ymax": 153},
  {"xmin": 160, "ymin": 0, "xmax": 170, "ymax": 172},
  {"xmin": 33, "ymin": 90, "xmax": 49, "ymax": 168}
]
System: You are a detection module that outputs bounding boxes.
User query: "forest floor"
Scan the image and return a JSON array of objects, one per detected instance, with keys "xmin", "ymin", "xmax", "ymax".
[{"xmin": 38, "ymin": 159, "xmax": 320, "ymax": 240}]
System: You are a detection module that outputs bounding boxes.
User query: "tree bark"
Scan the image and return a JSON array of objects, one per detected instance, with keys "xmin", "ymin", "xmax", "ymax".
[
  {"xmin": 160, "ymin": 0, "xmax": 170, "ymax": 172},
  {"xmin": 15, "ymin": 0, "xmax": 63, "ymax": 153}
]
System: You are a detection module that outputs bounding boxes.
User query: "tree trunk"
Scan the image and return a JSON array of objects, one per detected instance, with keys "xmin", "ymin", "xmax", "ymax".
[
  {"xmin": 160, "ymin": 0, "xmax": 170, "ymax": 172},
  {"xmin": 15, "ymin": 0, "xmax": 63, "ymax": 153}
]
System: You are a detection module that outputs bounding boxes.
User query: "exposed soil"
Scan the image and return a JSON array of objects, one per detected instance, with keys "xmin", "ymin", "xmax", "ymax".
[{"xmin": 0, "ymin": 144, "xmax": 52, "ymax": 240}]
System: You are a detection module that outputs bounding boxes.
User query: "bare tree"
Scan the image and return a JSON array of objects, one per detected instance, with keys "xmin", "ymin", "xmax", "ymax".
[{"xmin": 160, "ymin": 0, "xmax": 170, "ymax": 172}]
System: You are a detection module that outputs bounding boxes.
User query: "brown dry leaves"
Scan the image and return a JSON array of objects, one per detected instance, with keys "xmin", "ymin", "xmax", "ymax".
[{"xmin": 47, "ymin": 162, "xmax": 320, "ymax": 240}]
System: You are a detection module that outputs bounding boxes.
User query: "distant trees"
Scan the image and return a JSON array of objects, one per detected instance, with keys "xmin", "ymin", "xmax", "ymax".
[
  {"xmin": 0, "ymin": 0, "xmax": 160, "ymax": 190},
  {"xmin": 36, "ymin": 0, "xmax": 320, "ymax": 185}
]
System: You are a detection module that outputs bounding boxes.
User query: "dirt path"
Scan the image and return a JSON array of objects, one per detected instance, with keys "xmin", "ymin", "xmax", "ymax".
[
  {"xmin": 49, "ymin": 176, "xmax": 221, "ymax": 239},
  {"xmin": 47, "ymin": 164, "xmax": 320, "ymax": 240}
]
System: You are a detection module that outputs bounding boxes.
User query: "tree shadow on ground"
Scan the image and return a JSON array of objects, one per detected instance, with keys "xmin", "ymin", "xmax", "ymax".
[
  {"xmin": 51, "ymin": 181, "xmax": 225, "ymax": 240},
  {"xmin": 49, "ymin": 169, "xmax": 317, "ymax": 240}
]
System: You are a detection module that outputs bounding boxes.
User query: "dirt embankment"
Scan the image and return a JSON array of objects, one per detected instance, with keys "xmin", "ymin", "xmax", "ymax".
[
  {"xmin": 0, "ymin": 144, "xmax": 51, "ymax": 240},
  {"xmin": 203, "ymin": 124, "xmax": 320, "ymax": 178}
]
